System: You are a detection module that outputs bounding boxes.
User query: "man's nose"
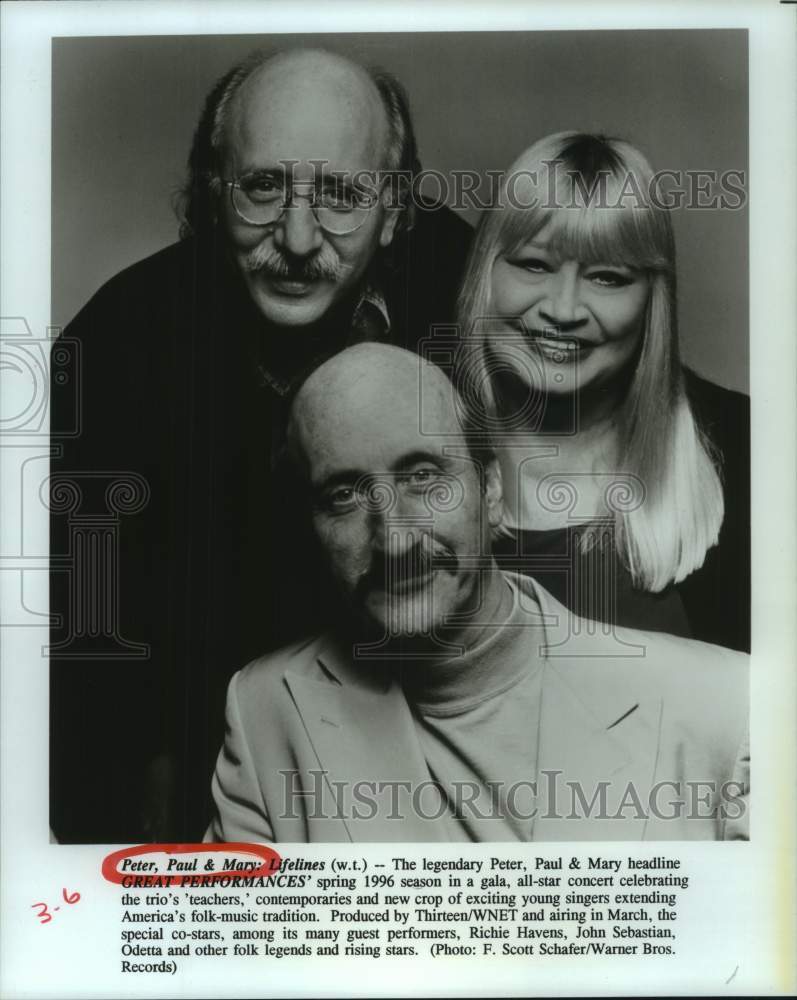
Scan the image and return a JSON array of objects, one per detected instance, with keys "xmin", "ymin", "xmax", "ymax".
[
  {"xmin": 272, "ymin": 200, "xmax": 324, "ymax": 257},
  {"xmin": 369, "ymin": 492, "xmax": 426, "ymax": 557},
  {"xmin": 538, "ymin": 265, "xmax": 587, "ymax": 329}
]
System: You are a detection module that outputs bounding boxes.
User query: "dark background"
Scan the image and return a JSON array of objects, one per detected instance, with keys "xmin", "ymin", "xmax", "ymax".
[
  {"xmin": 52, "ymin": 29, "xmax": 748, "ymax": 392},
  {"xmin": 48, "ymin": 30, "xmax": 750, "ymax": 844}
]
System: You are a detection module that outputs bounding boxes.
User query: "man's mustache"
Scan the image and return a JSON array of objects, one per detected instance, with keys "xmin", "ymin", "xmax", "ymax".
[
  {"xmin": 241, "ymin": 240, "xmax": 348, "ymax": 282},
  {"xmin": 356, "ymin": 538, "xmax": 458, "ymax": 599}
]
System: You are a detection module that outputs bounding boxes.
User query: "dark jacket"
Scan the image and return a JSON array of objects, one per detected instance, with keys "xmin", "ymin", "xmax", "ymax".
[
  {"xmin": 49, "ymin": 205, "xmax": 473, "ymax": 844},
  {"xmin": 680, "ymin": 369, "xmax": 750, "ymax": 651},
  {"xmin": 493, "ymin": 369, "xmax": 750, "ymax": 653}
]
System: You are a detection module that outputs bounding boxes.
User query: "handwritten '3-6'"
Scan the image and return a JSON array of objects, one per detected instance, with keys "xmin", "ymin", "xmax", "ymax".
[{"xmin": 32, "ymin": 888, "xmax": 81, "ymax": 924}]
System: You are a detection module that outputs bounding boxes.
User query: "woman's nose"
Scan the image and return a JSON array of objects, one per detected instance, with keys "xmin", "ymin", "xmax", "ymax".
[{"xmin": 537, "ymin": 265, "xmax": 586, "ymax": 328}]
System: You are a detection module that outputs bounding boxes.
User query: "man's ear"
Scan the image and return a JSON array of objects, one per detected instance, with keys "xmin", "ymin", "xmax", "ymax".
[
  {"xmin": 378, "ymin": 205, "xmax": 402, "ymax": 248},
  {"xmin": 483, "ymin": 457, "xmax": 504, "ymax": 530}
]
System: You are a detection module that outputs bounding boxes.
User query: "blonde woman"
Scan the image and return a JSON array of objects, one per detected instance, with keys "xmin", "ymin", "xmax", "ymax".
[{"xmin": 456, "ymin": 132, "xmax": 749, "ymax": 650}]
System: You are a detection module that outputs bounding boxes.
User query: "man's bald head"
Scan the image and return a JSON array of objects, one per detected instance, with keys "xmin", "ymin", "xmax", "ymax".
[
  {"xmin": 287, "ymin": 344, "xmax": 461, "ymax": 480},
  {"xmin": 223, "ymin": 51, "xmax": 388, "ymax": 173},
  {"xmin": 181, "ymin": 48, "xmax": 419, "ymax": 237}
]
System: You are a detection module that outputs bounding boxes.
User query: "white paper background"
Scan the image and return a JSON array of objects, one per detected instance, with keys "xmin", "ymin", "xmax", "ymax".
[{"xmin": 1, "ymin": 1, "xmax": 795, "ymax": 996}]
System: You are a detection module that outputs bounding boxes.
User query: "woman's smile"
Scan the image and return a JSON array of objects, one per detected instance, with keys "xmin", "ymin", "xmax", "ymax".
[{"xmin": 490, "ymin": 226, "xmax": 650, "ymax": 394}]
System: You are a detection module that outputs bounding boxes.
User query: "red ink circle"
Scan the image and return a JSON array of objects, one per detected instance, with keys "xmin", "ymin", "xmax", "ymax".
[{"xmin": 101, "ymin": 843, "xmax": 282, "ymax": 888}]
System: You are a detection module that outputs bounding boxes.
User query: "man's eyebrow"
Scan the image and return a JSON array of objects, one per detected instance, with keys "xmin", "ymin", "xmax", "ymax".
[
  {"xmin": 239, "ymin": 164, "xmax": 285, "ymax": 179},
  {"xmin": 239, "ymin": 164, "xmax": 358, "ymax": 183},
  {"xmin": 313, "ymin": 468, "xmax": 363, "ymax": 493},
  {"xmin": 392, "ymin": 450, "xmax": 447, "ymax": 472},
  {"xmin": 313, "ymin": 452, "xmax": 446, "ymax": 492}
]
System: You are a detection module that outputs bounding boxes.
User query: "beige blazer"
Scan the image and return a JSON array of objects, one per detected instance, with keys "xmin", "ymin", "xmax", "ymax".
[{"xmin": 206, "ymin": 576, "xmax": 749, "ymax": 843}]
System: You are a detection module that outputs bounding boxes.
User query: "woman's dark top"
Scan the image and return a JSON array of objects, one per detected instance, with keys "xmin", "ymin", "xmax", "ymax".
[{"xmin": 493, "ymin": 370, "xmax": 750, "ymax": 652}]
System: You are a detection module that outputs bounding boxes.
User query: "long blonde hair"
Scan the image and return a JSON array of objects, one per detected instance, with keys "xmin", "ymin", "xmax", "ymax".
[{"xmin": 456, "ymin": 132, "xmax": 723, "ymax": 592}]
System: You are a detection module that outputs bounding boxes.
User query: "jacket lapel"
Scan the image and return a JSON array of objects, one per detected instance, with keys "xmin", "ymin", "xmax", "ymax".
[
  {"xmin": 523, "ymin": 577, "xmax": 664, "ymax": 841},
  {"xmin": 284, "ymin": 580, "xmax": 664, "ymax": 843},
  {"xmin": 531, "ymin": 664, "xmax": 662, "ymax": 841},
  {"xmin": 284, "ymin": 637, "xmax": 447, "ymax": 843}
]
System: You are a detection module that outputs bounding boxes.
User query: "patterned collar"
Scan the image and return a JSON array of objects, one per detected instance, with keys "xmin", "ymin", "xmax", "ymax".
[
  {"xmin": 354, "ymin": 284, "xmax": 391, "ymax": 338},
  {"xmin": 256, "ymin": 284, "xmax": 392, "ymax": 398}
]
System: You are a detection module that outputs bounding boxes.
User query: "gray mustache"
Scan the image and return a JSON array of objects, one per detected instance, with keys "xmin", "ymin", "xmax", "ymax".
[
  {"xmin": 241, "ymin": 241, "xmax": 347, "ymax": 282},
  {"xmin": 357, "ymin": 539, "xmax": 458, "ymax": 598}
]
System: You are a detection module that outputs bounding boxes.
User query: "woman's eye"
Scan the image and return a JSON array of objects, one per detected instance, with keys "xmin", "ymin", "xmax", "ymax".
[
  {"xmin": 511, "ymin": 257, "xmax": 551, "ymax": 274},
  {"xmin": 588, "ymin": 270, "xmax": 634, "ymax": 288}
]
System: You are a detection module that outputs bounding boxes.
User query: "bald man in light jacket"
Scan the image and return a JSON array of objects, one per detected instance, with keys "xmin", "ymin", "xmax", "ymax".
[{"xmin": 206, "ymin": 345, "xmax": 749, "ymax": 843}]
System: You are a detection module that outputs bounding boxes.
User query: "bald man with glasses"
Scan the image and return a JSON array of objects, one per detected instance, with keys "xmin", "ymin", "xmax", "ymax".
[{"xmin": 50, "ymin": 48, "xmax": 471, "ymax": 844}]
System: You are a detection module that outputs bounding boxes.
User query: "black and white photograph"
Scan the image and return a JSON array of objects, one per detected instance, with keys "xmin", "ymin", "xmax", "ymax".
[
  {"xmin": 49, "ymin": 27, "xmax": 750, "ymax": 846},
  {"xmin": 1, "ymin": 2, "xmax": 794, "ymax": 997}
]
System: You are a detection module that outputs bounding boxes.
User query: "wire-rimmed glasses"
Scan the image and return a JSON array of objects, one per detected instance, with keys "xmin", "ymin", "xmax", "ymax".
[{"xmin": 222, "ymin": 172, "xmax": 381, "ymax": 235}]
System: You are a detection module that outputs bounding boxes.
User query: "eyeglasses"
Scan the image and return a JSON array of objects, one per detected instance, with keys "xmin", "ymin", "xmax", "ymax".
[{"xmin": 222, "ymin": 173, "xmax": 381, "ymax": 235}]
